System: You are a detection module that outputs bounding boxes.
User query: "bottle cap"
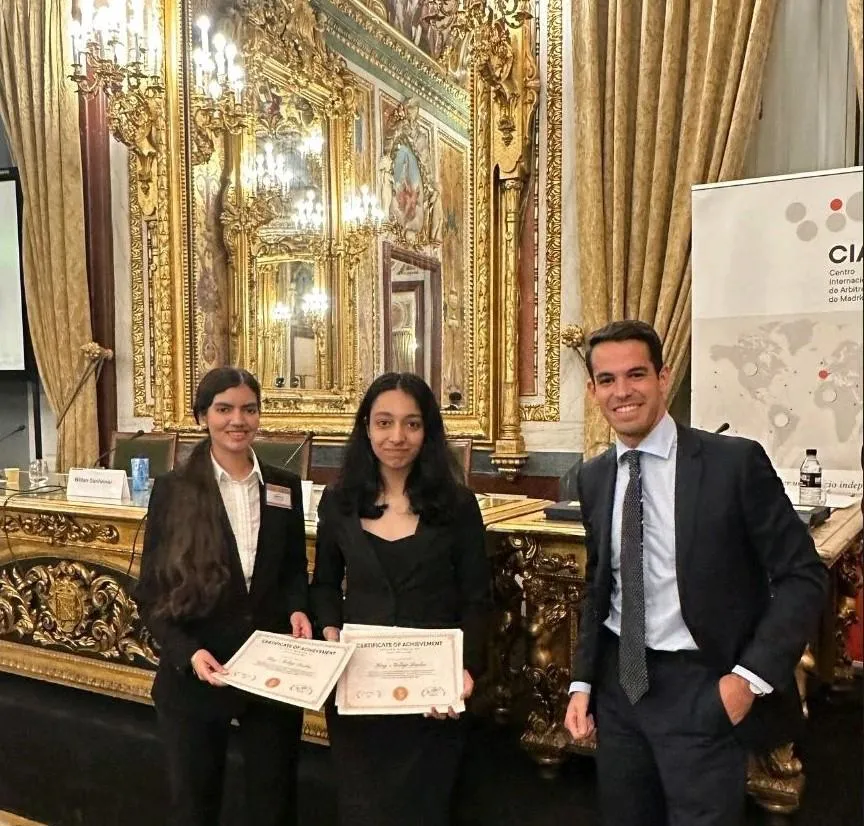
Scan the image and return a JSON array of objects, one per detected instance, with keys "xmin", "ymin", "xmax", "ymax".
[{"xmin": 805, "ymin": 449, "xmax": 817, "ymax": 456}]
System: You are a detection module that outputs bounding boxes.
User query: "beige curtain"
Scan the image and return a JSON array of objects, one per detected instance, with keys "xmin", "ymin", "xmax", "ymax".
[
  {"xmin": 0, "ymin": 0, "xmax": 98, "ymax": 469},
  {"xmin": 572, "ymin": 0, "xmax": 777, "ymax": 456},
  {"xmin": 849, "ymin": 0, "xmax": 863, "ymax": 101}
]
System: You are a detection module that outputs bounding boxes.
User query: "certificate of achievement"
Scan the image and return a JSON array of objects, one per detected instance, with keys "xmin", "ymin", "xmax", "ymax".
[
  {"xmin": 336, "ymin": 625, "xmax": 464, "ymax": 716},
  {"xmin": 217, "ymin": 631, "xmax": 355, "ymax": 711}
]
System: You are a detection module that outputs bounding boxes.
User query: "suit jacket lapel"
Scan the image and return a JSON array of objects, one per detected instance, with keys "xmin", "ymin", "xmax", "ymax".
[
  {"xmin": 594, "ymin": 447, "xmax": 617, "ymax": 564},
  {"xmin": 250, "ymin": 468, "xmax": 300, "ymax": 600},
  {"xmin": 249, "ymin": 479, "xmax": 278, "ymax": 600},
  {"xmin": 674, "ymin": 423, "xmax": 702, "ymax": 578}
]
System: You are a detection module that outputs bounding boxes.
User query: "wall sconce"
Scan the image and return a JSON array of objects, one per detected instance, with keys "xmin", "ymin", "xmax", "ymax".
[
  {"xmin": 69, "ymin": 0, "xmax": 162, "ymax": 95},
  {"xmin": 190, "ymin": 15, "xmax": 247, "ymax": 164},
  {"xmin": 299, "ymin": 130, "xmax": 324, "ymax": 158},
  {"xmin": 340, "ymin": 184, "xmax": 384, "ymax": 271},
  {"xmin": 301, "ymin": 288, "xmax": 329, "ymax": 321},
  {"xmin": 254, "ymin": 142, "xmax": 293, "ymax": 198},
  {"xmin": 291, "ymin": 190, "xmax": 326, "ymax": 233},
  {"xmin": 301, "ymin": 288, "xmax": 330, "ymax": 388},
  {"xmin": 344, "ymin": 185, "xmax": 385, "ymax": 234},
  {"xmin": 69, "ymin": 0, "xmax": 163, "ymax": 215},
  {"xmin": 272, "ymin": 301, "xmax": 292, "ymax": 323}
]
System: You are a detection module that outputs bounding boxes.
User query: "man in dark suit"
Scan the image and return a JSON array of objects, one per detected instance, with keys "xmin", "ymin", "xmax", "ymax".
[{"xmin": 564, "ymin": 320, "xmax": 828, "ymax": 826}]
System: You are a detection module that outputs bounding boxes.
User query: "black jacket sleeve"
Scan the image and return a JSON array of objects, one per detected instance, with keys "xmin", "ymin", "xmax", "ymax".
[
  {"xmin": 135, "ymin": 476, "xmax": 202, "ymax": 672},
  {"xmin": 570, "ymin": 463, "xmax": 601, "ymax": 686},
  {"xmin": 736, "ymin": 441, "xmax": 828, "ymax": 688}
]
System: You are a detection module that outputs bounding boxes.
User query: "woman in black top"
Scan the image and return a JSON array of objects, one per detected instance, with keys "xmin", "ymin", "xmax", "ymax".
[
  {"xmin": 311, "ymin": 372, "xmax": 491, "ymax": 826},
  {"xmin": 136, "ymin": 367, "xmax": 311, "ymax": 826}
]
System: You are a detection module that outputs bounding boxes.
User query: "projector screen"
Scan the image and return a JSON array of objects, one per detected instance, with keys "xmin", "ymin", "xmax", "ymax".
[{"xmin": 0, "ymin": 174, "xmax": 25, "ymax": 372}]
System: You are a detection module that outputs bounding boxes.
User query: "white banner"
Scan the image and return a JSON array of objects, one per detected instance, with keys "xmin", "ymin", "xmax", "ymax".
[{"xmin": 691, "ymin": 167, "xmax": 863, "ymax": 499}]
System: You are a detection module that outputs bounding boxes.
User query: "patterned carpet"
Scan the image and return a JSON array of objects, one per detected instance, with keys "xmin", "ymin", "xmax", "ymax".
[{"xmin": 0, "ymin": 672, "xmax": 859, "ymax": 825}]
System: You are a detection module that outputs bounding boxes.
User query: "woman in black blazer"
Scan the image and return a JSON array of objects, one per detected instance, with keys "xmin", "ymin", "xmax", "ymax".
[
  {"xmin": 136, "ymin": 367, "xmax": 311, "ymax": 826},
  {"xmin": 311, "ymin": 372, "xmax": 491, "ymax": 826}
]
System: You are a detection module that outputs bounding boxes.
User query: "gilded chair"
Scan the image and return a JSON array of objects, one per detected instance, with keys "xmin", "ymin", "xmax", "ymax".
[
  {"xmin": 447, "ymin": 437, "xmax": 473, "ymax": 485},
  {"xmin": 110, "ymin": 431, "xmax": 179, "ymax": 478},
  {"xmin": 252, "ymin": 433, "xmax": 314, "ymax": 479}
]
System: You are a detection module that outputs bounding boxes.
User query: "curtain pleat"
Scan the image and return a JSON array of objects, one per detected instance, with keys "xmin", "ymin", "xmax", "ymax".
[
  {"xmin": 0, "ymin": 0, "xmax": 98, "ymax": 469},
  {"xmin": 571, "ymin": 0, "xmax": 778, "ymax": 456}
]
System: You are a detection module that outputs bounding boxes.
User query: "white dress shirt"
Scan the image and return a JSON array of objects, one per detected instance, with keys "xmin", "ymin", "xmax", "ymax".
[
  {"xmin": 570, "ymin": 413, "xmax": 772, "ymax": 697},
  {"xmin": 212, "ymin": 451, "xmax": 263, "ymax": 591}
]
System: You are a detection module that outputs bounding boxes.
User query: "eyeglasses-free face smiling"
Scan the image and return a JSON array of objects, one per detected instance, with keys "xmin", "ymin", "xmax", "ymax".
[
  {"xmin": 588, "ymin": 339, "xmax": 670, "ymax": 448},
  {"xmin": 366, "ymin": 389, "xmax": 425, "ymax": 472},
  {"xmin": 203, "ymin": 385, "xmax": 260, "ymax": 459}
]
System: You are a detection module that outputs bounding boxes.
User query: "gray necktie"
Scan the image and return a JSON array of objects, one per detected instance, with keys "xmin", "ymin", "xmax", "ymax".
[{"xmin": 619, "ymin": 449, "xmax": 649, "ymax": 704}]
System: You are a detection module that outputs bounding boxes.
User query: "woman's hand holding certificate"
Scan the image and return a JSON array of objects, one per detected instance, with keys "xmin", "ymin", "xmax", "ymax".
[
  {"xmin": 216, "ymin": 631, "xmax": 355, "ymax": 711},
  {"xmin": 336, "ymin": 625, "xmax": 465, "ymax": 716}
]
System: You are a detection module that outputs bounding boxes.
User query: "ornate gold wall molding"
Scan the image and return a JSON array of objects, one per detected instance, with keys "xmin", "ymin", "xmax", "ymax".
[
  {"xmin": 324, "ymin": 0, "xmax": 470, "ymax": 131},
  {"xmin": 521, "ymin": 0, "xmax": 562, "ymax": 423},
  {"xmin": 488, "ymin": 7, "xmax": 539, "ymax": 474},
  {"xmin": 129, "ymin": 151, "xmax": 153, "ymax": 419},
  {"xmin": 128, "ymin": 0, "xmax": 541, "ymax": 463}
]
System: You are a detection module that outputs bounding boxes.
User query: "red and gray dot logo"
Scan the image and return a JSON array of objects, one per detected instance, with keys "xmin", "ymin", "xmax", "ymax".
[{"xmin": 786, "ymin": 190, "xmax": 863, "ymax": 241}]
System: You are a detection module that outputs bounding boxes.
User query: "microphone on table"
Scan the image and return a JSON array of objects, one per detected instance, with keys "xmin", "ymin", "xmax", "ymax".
[
  {"xmin": 90, "ymin": 429, "xmax": 146, "ymax": 468},
  {"xmin": 714, "ymin": 423, "xmax": 730, "ymax": 435},
  {"xmin": 281, "ymin": 432, "xmax": 313, "ymax": 470},
  {"xmin": 0, "ymin": 424, "xmax": 25, "ymax": 444}
]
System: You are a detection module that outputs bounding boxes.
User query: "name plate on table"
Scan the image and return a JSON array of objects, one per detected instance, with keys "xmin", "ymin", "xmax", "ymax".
[{"xmin": 66, "ymin": 468, "xmax": 130, "ymax": 502}]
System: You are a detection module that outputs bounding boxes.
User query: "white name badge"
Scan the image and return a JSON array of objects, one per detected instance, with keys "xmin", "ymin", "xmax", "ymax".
[
  {"xmin": 265, "ymin": 483, "xmax": 293, "ymax": 509},
  {"xmin": 66, "ymin": 468, "xmax": 131, "ymax": 502}
]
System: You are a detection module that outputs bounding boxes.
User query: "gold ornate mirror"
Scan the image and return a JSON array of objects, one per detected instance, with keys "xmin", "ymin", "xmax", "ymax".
[
  {"xmin": 134, "ymin": 0, "xmax": 538, "ymax": 469},
  {"xmin": 217, "ymin": 4, "xmax": 359, "ymax": 417}
]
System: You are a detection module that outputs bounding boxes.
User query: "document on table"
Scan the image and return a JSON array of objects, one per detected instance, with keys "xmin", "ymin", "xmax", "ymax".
[
  {"xmin": 217, "ymin": 631, "xmax": 355, "ymax": 711},
  {"xmin": 336, "ymin": 624, "xmax": 464, "ymax": 716}
]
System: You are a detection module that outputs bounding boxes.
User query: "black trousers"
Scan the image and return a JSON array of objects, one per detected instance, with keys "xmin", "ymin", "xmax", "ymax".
[
  {"xmin": 594, "ymin": 630, "xmax": 748, "ymax": 826},
  {"xmin": 156, "ymin": 699, "xmax": 303, "ymax": 826},
  {"xmin": 325, "ymin": 701, "xmax": 465, "ymax": 826}
]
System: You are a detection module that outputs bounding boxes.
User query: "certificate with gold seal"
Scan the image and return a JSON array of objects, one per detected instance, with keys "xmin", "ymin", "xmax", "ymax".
[
  {"xmin": 336, "ymin": 625, "xmax": 465, "ymax": 716},
  {"xmin": 217, "ymin": 631, "xmax": 355, "ymax": 711}
]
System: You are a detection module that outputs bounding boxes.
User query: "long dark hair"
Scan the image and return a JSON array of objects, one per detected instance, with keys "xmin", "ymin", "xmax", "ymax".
[
  {"xmin": 333, "ymin": 372, "xmax": 462, "ymax": 523},
  {"xmin": 150, "ymin": 367, "xmax": 261, "ymax": 620}
]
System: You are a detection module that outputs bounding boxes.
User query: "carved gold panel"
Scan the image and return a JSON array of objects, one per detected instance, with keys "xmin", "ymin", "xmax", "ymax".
[{"xmin": 0, "ymin": 495, "xmax": 157, "ymax": 702}]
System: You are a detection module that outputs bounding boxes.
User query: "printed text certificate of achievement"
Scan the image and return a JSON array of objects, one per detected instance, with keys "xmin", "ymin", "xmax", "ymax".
[
  {"xmin": 336, "ymin": 624, "xmax": 464, "ymax": 715},
  {"xmin": 217, "ymin": 631, "xmax": 355, "ymax": 711}
]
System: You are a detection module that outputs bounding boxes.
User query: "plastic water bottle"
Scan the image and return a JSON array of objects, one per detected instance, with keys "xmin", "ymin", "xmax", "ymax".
[
  {"xmin": 131, "ymin": 456, "xmax": 150, "ymax": 492},
  {"xmin": 799, "ymin": 449, "xmax": 823, "ymax": 506}
]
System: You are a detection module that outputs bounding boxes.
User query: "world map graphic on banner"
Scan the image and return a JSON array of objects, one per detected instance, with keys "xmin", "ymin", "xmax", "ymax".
[
  {"xmin": 697, "ymin": 313, "xmax": 861, "ymax": 473},
  {"xmin": 691, "ymin": 167, "xmax": 863, "ymax": 496}
]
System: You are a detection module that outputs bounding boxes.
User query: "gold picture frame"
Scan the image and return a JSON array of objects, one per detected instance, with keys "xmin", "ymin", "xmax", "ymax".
[{"xmin": 130, "ymin": 0, "xmax": 546, "ymax": 473}]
